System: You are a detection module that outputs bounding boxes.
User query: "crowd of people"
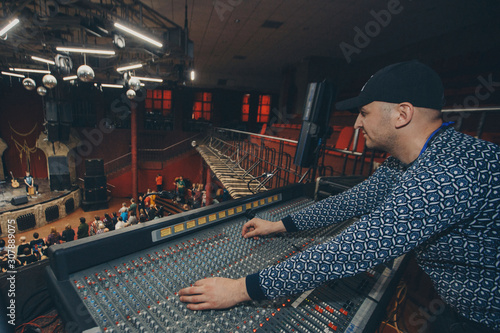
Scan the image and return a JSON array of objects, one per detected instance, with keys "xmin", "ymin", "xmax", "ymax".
[{"xmin": 0, "ymin": 176, "xmax": 231, "ymax": 274}]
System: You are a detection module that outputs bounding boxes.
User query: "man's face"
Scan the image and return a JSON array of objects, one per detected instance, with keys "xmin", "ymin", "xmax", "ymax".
[{"xmin": 354, "ymin": 101, "xmax": 395, "ymax": 152}]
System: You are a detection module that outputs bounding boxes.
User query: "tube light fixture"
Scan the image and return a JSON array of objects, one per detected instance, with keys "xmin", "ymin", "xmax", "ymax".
[
  {"xmin": 1, "ymin": 71, "xmax": 25, "ymax": 78},
  {"xmin": 31, "ymin": 56, "xmax": 56, "ymax": 65},
  {"xmin": 9, "ymin": 68, "xmax": 51, "ymax": 74},
  {"xmin": 0, "ymin": 18, "xmax": 20, "ymax": 36},
  {"xmin": 63, "ymin": 75, "xmax": 78, "ymax": 81},
  {"xmin": 114, "ymin": 22, "xmax": 163, "ymax": 48},
  {"xmin": 131, "ymin": 76, "xmax": 163, "ymax": 83},
  {"xmin": 56, "ymin": 47, "xmax": 115, "ymax": 55},
  {"xmin": 101, "ymin": 83, "xmax": 124, "ymax": 88},
  {"xmin": 190, "ymin": 70, "xmax": 195, "ymax": 81},
  {"xmin": 116, "ymin": 63, "xmax": 143, "ymax": 72}
]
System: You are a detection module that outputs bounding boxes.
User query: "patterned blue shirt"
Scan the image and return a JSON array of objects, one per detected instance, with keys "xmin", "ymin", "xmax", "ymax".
[{"xmin": 245, "ymin": 127, "xmax": 500, "ymax": 330}]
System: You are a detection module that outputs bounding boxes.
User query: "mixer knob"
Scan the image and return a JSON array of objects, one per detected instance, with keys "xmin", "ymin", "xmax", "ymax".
[
  {"xmin": 154, "ymin": 325, "xmax": 160, "ymax": 332},
  {"xmin": 146, "ymin": 315, "xmax": 152, "ymax": 323},
  {"xmin": 139, "ymin": 326, "xmax": 145, "ymax": 333},
  {"xmin": 151, "ymin": 306, "xmax": 158, "ymax": 313},
  {"xmin": 124, "ymin": 328, "xmax": 131, "ymax": 333}
]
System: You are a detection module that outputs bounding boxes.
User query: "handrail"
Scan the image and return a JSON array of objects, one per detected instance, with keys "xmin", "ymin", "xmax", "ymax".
[
  {"xmin": 138, "ymin": 133, "xmax": 201, "ymax": 152},
  {"xmin": 216, "ymin": 127, "xmax": 299, "ymax": 144}
]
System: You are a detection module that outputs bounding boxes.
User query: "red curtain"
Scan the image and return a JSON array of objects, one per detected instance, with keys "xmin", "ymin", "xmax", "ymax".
[{"xmin": 0, "ymin": 85, "xmax": 48, "ymax": 179}]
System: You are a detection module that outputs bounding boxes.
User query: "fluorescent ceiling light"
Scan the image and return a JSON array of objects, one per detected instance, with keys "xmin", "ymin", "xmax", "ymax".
[
  {"xmin": 56, "ymin": 47, "xmax": 115, "ymax": 55},
  {"xmin": 9, "ymin": 68, "xmax": 50, "ymax": 74},
  {"xmin": 0, "ymin": 18, "xmax": 20, "ymax": 36},
  {"xmin": 190, "ymin": 70, "xmax": 195, "ymax": 81},
  {"xmin": 63, "ymin": 75, "xmax": 78, "ymax": 81},
  {"xmin": 114, "ymin": 22, "xmax": 163, "ymax": 48},
  {"xmin": 100, "ymin": 83, "xmax": 124, "ymax": 88},
  {"xmin": 2, "ymin": 71, "xmax": 25, "ymax": 78},
  {"xmin": 31, "ymin": 56, "xmax": 56, "ymax": 65},
  {"xmin": 131, "ymin": 76, "xmax": 163, "ymax": 83},
  {"xmin": 117, "ymin": 63, "xmax": 143, "ymax": 72}
]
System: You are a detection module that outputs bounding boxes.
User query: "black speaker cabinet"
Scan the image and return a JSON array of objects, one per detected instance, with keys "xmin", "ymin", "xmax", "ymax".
[
  {"xmin": 84, "ymin": 188, "xmax": 107, "ymax": 203},
  {"xmin": 50, "ymin": 174, "xmax": 71, "ymax": 191},
  {"xmin": 47, "ymin": 122, "xmax": 60, "ymax": 142},
  {"xmin": 294, "ymin": 80, "xmax": 336, "ymax": 167},
  {"xmin": 48, "ymin": 156, "xmax": 69, "ymax": 175},
  {"xmin": 84, "ymin": 175, "xmax": 107, "ymax": 189},
  {"xmin": 85, "ymin": 159, "xmax": 104, "ymax": 177},
  {"xmin": 11, "ymin": 195, "xmax": 28, "ymax": 206}
]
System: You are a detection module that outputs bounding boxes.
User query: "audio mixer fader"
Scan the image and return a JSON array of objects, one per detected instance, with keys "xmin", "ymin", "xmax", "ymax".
[{"xmin": 46, "ymin": 184, "xmax": 404, "ymax": 333}]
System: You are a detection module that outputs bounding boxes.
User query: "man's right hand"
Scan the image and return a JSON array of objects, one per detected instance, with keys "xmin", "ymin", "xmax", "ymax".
[{"xmin": 241, "ymin": 218, "xmax": 286, "ymax": 239}]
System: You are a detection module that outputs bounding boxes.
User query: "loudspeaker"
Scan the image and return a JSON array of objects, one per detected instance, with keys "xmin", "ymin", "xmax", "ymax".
[
  {"xmin": 11, "ymin": 195, "xmax": 28, "ymax": 206},
  {"xmin": 84, "ymin": 175, "xmax": 106, "ymax": 189},
  {"xmin": 84, "ymin": 188, "xmax": 107, "ymax": 202},
  {"xmin": 46, "ymin": 101, "xmax": 58, "ymax": 122},
  {"xmin": 294, "ymin": 80, "xmax": 336, "ymax": 167},
  {"xmin": 50, "ymin": 174, "xmax": 71, "ymax": 191},
  {"xmin": 59, "ymin": 123, "xmax": 71, "ymax": 141},
  {"xmin": 48, "ymin": 156, "xmax": 69, "ymax": 175},
  {"xmin": 47, "ymin": 122, "xmax": 60, "ymax": 142},
  {"xmin": 85, "ymin": 159, "xmax": 104, "ymax": 177},
  {"xmin": 59, "ymin": 102, "xmax": 73, "ymax": 123}
]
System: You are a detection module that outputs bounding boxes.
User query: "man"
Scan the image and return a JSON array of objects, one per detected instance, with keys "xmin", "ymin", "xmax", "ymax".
[
  {"xmin": 24, "ymin": 171, "xmax": 39, "ymax": 195},
  {"xmin": 77, "ymin": 217, "xmax": 89, "ymax": 239},
  {"xmin": 179, "ymin": 61, "xmax": 500, "ymax": 332},
  {"xmin": 155, "ymin": 174, "xmax": 163, "ymax": 192}
]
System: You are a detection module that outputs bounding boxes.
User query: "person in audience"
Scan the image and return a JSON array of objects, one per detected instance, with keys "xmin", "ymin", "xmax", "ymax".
[
  {"xmin": 16, "ymin": 236, "xmax": 32, "ymax": 257},
  {"xmin": 18, "ymin": 247, "xmax": 37, "ymax": 266},
  {"xmin": 128, "ymin": 198, "xmax": 137, "ymax": 216},
  {"xmin": 115, "ymin": 217, "xmax": 128, "ymax": 230},
  {"xmin": 96, "ymin": 221, "xmax": 106, "ymax": 234},
  {"xmin": 148, "ymin": 205, "xmax": 158, "ymax": 221},
  {"xmin": 120, "ymin": 208, "xmax": 128, "ymax": 223},
  {"xmin": 46, "ymin": 227, "xmax": 62, "ymax": 246},
  {"xmin": 61, "ymin": 224, "xmax": 75, "ymax": 242},
  {"xmin": 138, "ymin": 195, "xmax": 145, "ymax": 213},
  {"xmin": 89, "ymin": 216, "xmax": 100, "ymax": 236},
  {"xmin": 191, "ymin": 184, "xmax": 203, "ymax": 209},
  {"xmin": 139, "ymin": 213, "xmax": 148, "ymax": 223},
  {"xmin": 103, "ymin": 213, "xmax": 114, "ymax": 231},
  {"xmin": 77, "ymin": 217, "xmax": 89, "ymax": 239},
  {"xmin": 119, "ymin": 202, "xmax": 128, "ymax": 214},
  {"xmin": 128, "ymin": 210, "xmax": 138, "ymax": 225},
  {"xmin": 174, "ymin": 176, "xmax": 186, "ymax": 203},
  {"xmin": 111, "ymin": 212, "xmax": 118, "ymax": 228},
  {"xmin": 30, "ymin": 233, "xmax": 46, "ymax": 259}
]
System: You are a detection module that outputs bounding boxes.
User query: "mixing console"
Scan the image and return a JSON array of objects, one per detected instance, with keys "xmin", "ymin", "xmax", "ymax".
[{"xmin": 46, "ymin": 184, "xmax": 404, "ymax": 333}]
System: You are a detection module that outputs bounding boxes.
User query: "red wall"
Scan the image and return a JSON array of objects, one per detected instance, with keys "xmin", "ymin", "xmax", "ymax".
[{"xmin": 107, "ymin": 150, "xmax": 203, "ymax": 198}]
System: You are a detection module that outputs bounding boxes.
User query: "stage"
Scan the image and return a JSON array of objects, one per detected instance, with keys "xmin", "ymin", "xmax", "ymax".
[{"xmin": 0, "ymin": 179, "xmax": 82, "ymax": 237}]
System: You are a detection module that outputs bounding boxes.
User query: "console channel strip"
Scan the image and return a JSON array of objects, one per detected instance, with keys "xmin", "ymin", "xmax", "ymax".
[{"xmin": 46, "ymin": 184, "xmax": 405, "ymax": 333}]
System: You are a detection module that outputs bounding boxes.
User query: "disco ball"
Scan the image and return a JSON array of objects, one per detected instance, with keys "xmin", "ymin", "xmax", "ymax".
[
  {"xmin": 126, "ymin": 89, "xmax": 136, "ymax": 100},
  {"xmin": 128, "ymin": 77, "xmax": 141, "ymax": 91},
  {"xmin": 37, "ymin": 86, "xmax": 47, "ymax": 96},
  {"xmin": 22, "ymin": 78, "xmax": 36, "ymax": 90},
  {"xmin": 42, "ymin": 74, "xmax": 57, "ymax": 89},
  {"xmin": 77, "ymin": 65, "xmax": 95, "ymax": 82}
]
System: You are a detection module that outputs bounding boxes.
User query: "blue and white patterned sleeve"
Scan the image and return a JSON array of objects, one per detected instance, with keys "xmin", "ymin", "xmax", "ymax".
[
  {"xmin": 247, "ymin": 155, "xmax": 485, "ymax": 300},
  {"xmin": 282, "ymin": 158, "xmax": 405, "ymax": 232}
]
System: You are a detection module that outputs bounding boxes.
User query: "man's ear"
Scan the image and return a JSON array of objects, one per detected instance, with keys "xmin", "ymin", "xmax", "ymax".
[{"xmin": 394, "ymin": 102, "xmax": 414, "ymax": 128}]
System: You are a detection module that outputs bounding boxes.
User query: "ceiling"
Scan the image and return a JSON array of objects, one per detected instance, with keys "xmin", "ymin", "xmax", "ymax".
[{"xmin": 1, "ymin": 0, "xmax": 499, "ymax": 93}]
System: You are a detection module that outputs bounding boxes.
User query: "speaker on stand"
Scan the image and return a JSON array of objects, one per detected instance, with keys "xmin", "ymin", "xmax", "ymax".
[{"xmin": 294, "ymin": 80, "xmax": 337, "ymax": 180}]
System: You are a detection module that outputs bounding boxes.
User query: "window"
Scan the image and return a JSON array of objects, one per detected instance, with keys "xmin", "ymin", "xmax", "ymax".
[
  {"xmin": 146, "ymin": 90, "xmax": 172, "ymax": 116},
  {"xmin": 144, "ymin": 90, "xmax": 174, "ymax": 130},
  {"xmin": 257, "ymin": 95, "xmax": 271, "ymax": 123},
  {"xmin": 192, "ymin": 92, "xmax": 212, "ymax": 121},
  {"xmin": 241, "ymin": 94, "xmax": 250, "ymax": 122}
]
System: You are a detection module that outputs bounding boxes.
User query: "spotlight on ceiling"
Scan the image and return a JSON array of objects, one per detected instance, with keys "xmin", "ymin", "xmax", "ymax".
[
  {"xmin": 113, "ymin": 34, "xmax": 126, "ymax": 49},
  {"xmin": 114, "ymin": 22, "xmax": 163, "ymax": 48},
  {"xmin": 117, "ymin": 63, "xmax": 143, "ymax": 72},
  {"xmin": 31, "ymin": 56, "xmax": 56, "ymax": 65},
  {"xmin": 0, "ymin": 18, "xmax": 20, "ymax": 36},
  {"xmin": 56, "ymin": 47, "xmax": 115, "ymax": 55},
  {"xmin": 1, "ymin": 71, "xmax": 25, "ymax": 78}
]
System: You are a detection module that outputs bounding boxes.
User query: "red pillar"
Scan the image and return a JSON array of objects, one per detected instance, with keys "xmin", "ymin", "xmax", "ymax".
[{"xmin": 131, "ymin": 101, "xmax": 138, "ymax": 203}]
